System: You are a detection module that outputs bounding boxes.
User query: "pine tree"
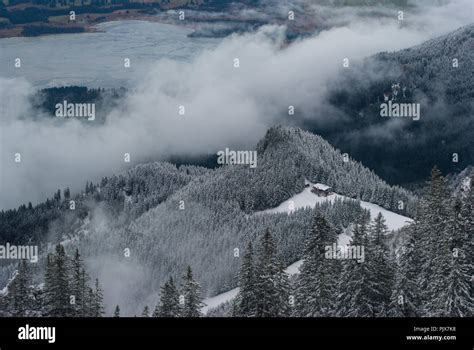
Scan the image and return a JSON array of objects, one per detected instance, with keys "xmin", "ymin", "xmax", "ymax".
[
  {"xmin": 93, "ymin": 278, "xmax": 105, "ymax": 317},
  {"xmin": 70, "ymin": 249, "xmax": 86, "ymax": 317},
  {"xmin": 56, "ymin": 243, "xmax": 73, "ymax": 317},
  {"xmin": 460, "ymin": 175, "xmax": 474, "ymax": 303},
  {"xmin": 295, "ymin": 215, "xmax": 338, "ymax": 316},
  {"xmin": 86, "ymin": 287, "xmax": 96, "ymax": 317},
  {"xmin": 42, "ymin": 253, "xmax": 55, "ymax": 316},
  {"xmin": 8, "ymin": 260, "xmax": 33, "ymax": 317},
  {"xmin": 389, "ymin": 221, "xmax": 423, "ymax": 317},
  {"xmin": 114, "ymin": 305, "xmax": 120, "ymax": 317},
  {"xmin": 180, "ymin": 266, "xmax": 203, "ymax": 317},
  {"xmin": 253, "ymin": 229, "xmax": 284, "ymax": 317},
  {"xmin": 336, "ymin": 220, "xmax": 376, "ymax": 317},
  {"xmin": 54, "ymin": 189, "xmax": 61, "ymax": 202},
  {"xmin": 233, "ymin": 241, "xmax": 257, "ymax": 317},
  {"xmin": 142, "ymin": 305, "xmax": 149, "ymax": 317},
  {"xmin": 152, "ymin": 304, "xmax": 159, "ymax": 317},
  {"xmin": 434, "ymin": 187, "xmax": 474, "ymax": 317},
  {"xmin": 78, "ymin": 269, "xmax": 90, "ymax": 316},
  {"xmin": 275, "ymin": 261, "xmax": 292, "ymax": 317},
  {"xmin": 43, "ymin": 244, "xmax": 73, "ymax": 317},
  {"xmin": 368, "ymin": 213, "xmax": 394, "ymax": 316},
  {"xmin": 155, "ymin": 276, "xmax": 181, "ymax": 317},
  {"xmin": 0, "ymin": 292, "xmax": 9, "ymax": 317},
  {"xmin": 418, "ymin": 167, "xmax": 451, "ymax": 316}
]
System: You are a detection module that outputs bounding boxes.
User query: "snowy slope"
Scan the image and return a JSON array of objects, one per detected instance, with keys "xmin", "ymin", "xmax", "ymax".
[
  {"xmin": 202, "ymin": 235, "xmax": 351, "ymax": 314},
  {"xmin": 202, "ymin": 183, "xmax": 412, "ymax": 314},
  {"xmin": 257, "ymin": 183, "xmax": 412, "ymax": 231},
  {"xmin": 202, "ymin": 288, "xmax": 239, "ymax": 314},
  {"xmin": 202, "ymin": 259, "xmax": 304, "ymax": 314}
]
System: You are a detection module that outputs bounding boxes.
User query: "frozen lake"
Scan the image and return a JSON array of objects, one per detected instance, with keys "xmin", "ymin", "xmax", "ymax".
[{"xmin": 0, "ymin": 20, "xmax": 220, "ymax": 88}]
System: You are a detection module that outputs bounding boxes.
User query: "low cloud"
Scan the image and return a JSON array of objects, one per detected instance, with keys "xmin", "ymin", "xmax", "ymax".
[{"xmin": 1, "ymin": 0, "xmax": 472, "ymax": 209}]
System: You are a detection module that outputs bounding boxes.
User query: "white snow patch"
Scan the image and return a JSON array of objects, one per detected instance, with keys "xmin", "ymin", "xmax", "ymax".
[
  {"xmin": 338, "ymin": 230, "xmax": 352, "ymax": 246},
  {"xmin": 284, "ymin": 260, "xmax": 304, "ymax": 275},
  {"xmin": 461, "ymin": 176, "xmax": 471, "ymax": 191},
  {"xmin": 202, "ymin": 288, "xmax": 239, "ymax": 315},
  {"xmin": 256, "ymin": 183, "xmax": 412, "ymax": 231}
]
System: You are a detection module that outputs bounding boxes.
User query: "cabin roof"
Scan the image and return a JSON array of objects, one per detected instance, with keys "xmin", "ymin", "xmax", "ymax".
[{"xmin": 313, "ymin": 183, "xmax": 332, "ymax": 191}]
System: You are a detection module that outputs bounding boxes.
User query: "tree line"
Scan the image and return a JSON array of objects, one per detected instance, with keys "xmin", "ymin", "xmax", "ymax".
[
  {"xmin": 125, "ymin": 265, "xmax": 204, "ymax": 318},
  {"xmin": 1, "ymin": 167, "xmax": 471, "ymax": 317},
  {"xmin": 1, "ymin": 241, "xmax": 207, "ymax": 317},
  {"xmin": 231, "ymin": 168, "xmax": 472, "ymax": 317},
  {"xmin": 0, "ymin": 244, "xmax": 104, "ymax": 317}
]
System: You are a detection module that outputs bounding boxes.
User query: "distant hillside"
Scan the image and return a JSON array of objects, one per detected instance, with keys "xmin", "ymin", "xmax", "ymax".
[
  {"xmin": 447, "ymin": 165, "xmax": 473, "ymax": 193},
  {"xmin": 0, "ymin": 162, "xmax": 208, "ymax": 245},
  {"xmin": 309, "ymin": 24, "xmax": 474, "ymax": 185}
]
